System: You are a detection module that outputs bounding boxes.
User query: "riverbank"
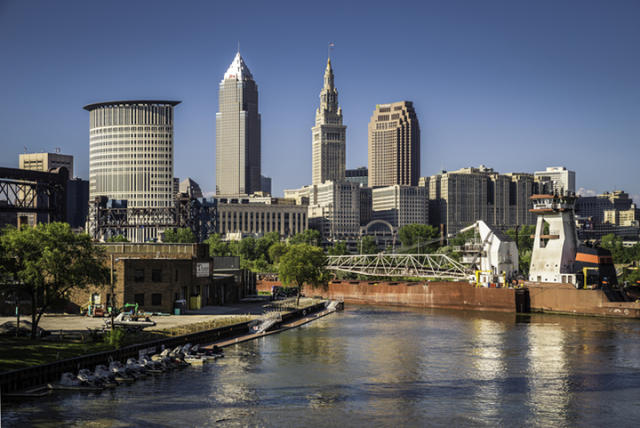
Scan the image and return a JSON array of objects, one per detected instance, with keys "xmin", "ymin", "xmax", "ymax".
[{"xmin": 0, "ymin": 299, "xmax": 333, "ymax": 394}]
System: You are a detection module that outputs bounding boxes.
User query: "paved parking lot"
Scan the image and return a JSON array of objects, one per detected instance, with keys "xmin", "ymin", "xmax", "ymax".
[{"xmin": 0, "ymin": 298, "xmax": 317, "ymax": 333}]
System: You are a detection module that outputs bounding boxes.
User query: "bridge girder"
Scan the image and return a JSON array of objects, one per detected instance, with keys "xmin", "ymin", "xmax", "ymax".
[{"xmin": 326, "ymin": 253, "xmax": 470, "ymax": 280}]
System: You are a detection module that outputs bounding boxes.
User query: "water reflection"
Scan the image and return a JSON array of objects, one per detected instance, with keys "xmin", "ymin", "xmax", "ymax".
[
  {"xmin": 4, "ymin": 307, "xmax": 640, "ymax": 427},
  {"xmin": 526, "ymin": 323, "xmax": 570, "ymax": 426}
]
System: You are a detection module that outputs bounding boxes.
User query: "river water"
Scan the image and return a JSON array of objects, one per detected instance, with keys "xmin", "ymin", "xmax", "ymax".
[{"xmin": 3, "ymin": 305, "xmax": 640, "ymax": 427}]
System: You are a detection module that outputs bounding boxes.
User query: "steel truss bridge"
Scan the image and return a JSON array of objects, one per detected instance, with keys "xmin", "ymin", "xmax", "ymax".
[
  {"xmin": 326, "ymin": 253, "xmax": 470, "ymax": 280},
  {"xmin": 87, "ymin": 195, "xmax": 217, "ymax": 242},
  {"xmin": 0, "ymin": 167, "xmax": 68, "ymax": 223}
]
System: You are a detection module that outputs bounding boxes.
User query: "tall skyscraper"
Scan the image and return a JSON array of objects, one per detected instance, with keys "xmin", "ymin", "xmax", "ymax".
[
  {"xmin": 84, "ymin": 100, "xmax": 180, "ymax": 241},
  {"xmin": 216, "ymin": 52, "xmax": 261, "ymax": 196},
  {"xmin": 368, "ymin": 101, "xmax": 420, "ymax": 187},
  {"xmin": 312, "ymin": 58, "xmax": 346, "ymax": 185}
]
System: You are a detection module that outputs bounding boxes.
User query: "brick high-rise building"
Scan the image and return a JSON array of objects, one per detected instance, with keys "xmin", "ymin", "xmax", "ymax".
[
  {"xmin": 312, "ymin": 58, "xmax": 346, "ymax": 185},
  {"xmin": 368, "ymin": 101, "xmax": 420, "ymax": 187},
  {"xmin": 216, "ymin": 52, "xmax": 261, "ymax": 196}
]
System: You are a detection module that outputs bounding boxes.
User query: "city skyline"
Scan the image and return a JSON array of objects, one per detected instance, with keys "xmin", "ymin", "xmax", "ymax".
[{"xmin": 1, "ymin": 1, "xmax": 639, "ymax": 202}]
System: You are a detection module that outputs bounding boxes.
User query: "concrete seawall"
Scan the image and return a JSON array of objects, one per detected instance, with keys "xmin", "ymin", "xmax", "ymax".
[{"xmin": 259, "ymin": 280, "xmax": 516, "ymax": 313}]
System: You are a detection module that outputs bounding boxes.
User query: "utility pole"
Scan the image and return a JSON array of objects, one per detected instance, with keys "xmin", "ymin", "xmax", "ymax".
[{"xmin": 110, "ymin": 254, "xmax": 115, "ymax": 331}]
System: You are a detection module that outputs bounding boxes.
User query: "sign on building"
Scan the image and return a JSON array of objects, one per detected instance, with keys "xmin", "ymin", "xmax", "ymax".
[{"xmin": 196, "ymin": 262, "xmax": 210, "ymax": 278}]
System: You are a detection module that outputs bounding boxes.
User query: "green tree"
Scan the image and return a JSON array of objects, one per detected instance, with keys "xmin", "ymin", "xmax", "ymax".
[
  {"xmin": 328, "ymin": 240, "xmax": 349, "ymax": 256},
  {"xmin": 106, "ymin": 234, "xmax": 128, "ymax": 243},
  {"xmin": 358, "ymin": 235, "xmax": 379, "ymax": 254},
  {"xmin": 289, "ymin": 229, "xmax": 321, "ymax": 247},
  {"xmin": 163, "ymin": 227, "xmax": 196, "ymax": 243},
  {"xmin": 0, "ymin": 223, "xmax": 110, "ymax": 338},
  {"xmin": 278, "ymin": 243, "xmax": 327, "ymax": 306},
  {"xmin": 268, "ymin": 242, "xmax": 289, "ymax": 266},
  {"xmin": 398, "ymin": 224, "xmax": 439, "ymax": 253},
  {"xmin": 505, "ymin": 225, "xmax": 536, "ymax": 253},
  {"xmin": 205, "ymin": 234, "xmax": 232, "ymax": 257}
]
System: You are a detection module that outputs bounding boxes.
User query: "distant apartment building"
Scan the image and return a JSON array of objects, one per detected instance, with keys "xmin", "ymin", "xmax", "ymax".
[
  {"xmin": 84, "ymin": 100, "xmax": 180, "ymax": 242},
  {"xmin": 67, "ymin": 177, "xmax": 89, "ymax": 229},
  {"xmin": 345, "ymin": 167, "xmax": 368, "ymax": 186},
  {"xmin": 372, "ymin": 185, "xmax": 428, "ymax": 228},
  {"xmin": 216, "ymin": 52, "xmax": 261, "ymax": 195},
  {"xmin": 215, "ymin": 196, "xmax": 307, "ymax": 238},
  {"xmin": 20, "ymin": 152, "xmax": 74, "ymax": 177},
  {"xmin": 260, "ymin": 175, "xmax": 272, "ymax": 195},
  {"xmin": 534, "ymin": 166, "xmax": 575, "ymax": 195},
  {"xmin": 18, "ymin": 152, "xmax": 87, "ymax": 227},
  {"xmin": 312, "ymin": 58, "xmax": 346, "ymax": 185},
  {"xmin": 421, "ymin": 166, "xmax": 538, "ymax": 234},
  {"xmin": 604, "ymin": 205, "xmax": 639, "ymax": 227},
  {"xmin": 285, "ymin": 181, "xmax": 361, "ymax": 241},
  {"xmin": 575, "ymin": 190, "xmax": 635, "ymax": 224},
  {"xmin": 368, "ymin": 101, "xmax": 420, "ymax": 187}
]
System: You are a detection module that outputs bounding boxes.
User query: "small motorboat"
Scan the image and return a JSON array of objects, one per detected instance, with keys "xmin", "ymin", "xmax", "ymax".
[
  {"xmin": 105, "ymin": 313, "xmax": 156, "ymax": 331},
  {"xmin": 94, "ymin": 365, "xmax": 119, "ymax": 386},
  {"xmin": 108, "ymin": 361, "xmax": 135, "ymax": 382},
  {"xmin": 48, "ymin": 372, "xmax": 103, "ymax": 391}
]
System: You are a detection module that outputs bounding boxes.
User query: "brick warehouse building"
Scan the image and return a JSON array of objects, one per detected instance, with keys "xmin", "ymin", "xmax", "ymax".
[{"xmin": 69, "ymin": 243, "xmax": 254, "ymax": 314}]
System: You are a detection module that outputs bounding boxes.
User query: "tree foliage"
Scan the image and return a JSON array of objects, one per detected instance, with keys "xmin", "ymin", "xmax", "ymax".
[
  {"xmin": 0, "ymin": 223, "xmax": 110, "ymax": 338},
  {"xmin": 398, "ymin": 224, "xmax": 439, "ymax": 253},
  {"xmin": 358, "ymin": 235, "xmax": 379, "ymax": 254},
  {"xmin": 106, "ymin": 234, "xmax": 128, "ymax": 243},
  {"xmin": 289, "ymin": 229, "xmax": 321, "ymax": 247},
  {"xmin": 328, "ymin": 241, "xmax": 349, "ymax": 256},
  {"xmin": 278, "ymin": 243, "xmax": 327, "ymax": 305},
  {"xmin": 163, "ymin": 227, "xmax": 196, "ymax": 243}
]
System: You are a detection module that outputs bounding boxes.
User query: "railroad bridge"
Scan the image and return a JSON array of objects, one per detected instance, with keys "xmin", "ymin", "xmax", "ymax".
[{"xmin": 326, "ymin": 253, "xmax": 469, "ymax": 280}]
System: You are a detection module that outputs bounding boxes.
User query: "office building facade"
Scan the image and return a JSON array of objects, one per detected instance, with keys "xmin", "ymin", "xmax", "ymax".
[
  {"xmin": 84, "ymin": 100, "xmax": 180, "ymax": 241},
  {"xmin": 345, "ymin": 167, "xmax": 368, "ymax": 186},
  {"xmin": 534, "ymin": 166, "xmax": 575, "ymax": 195},
  {"xmin": 216, "ymin": 52, "xmax": 261, "ymax": 196},
  {"xmin": 368, "ymin": 101, "xmax": 420, "ymax": 187},
  {"xmin": 372, "ymin": 185, "xmax": 428, "ymax": 228},
  {"xmin": 312, "ymin": 58, "xmax": 346, "ymax": 185},
  {"xmin": 422, "ymin": 166, "xmax": 538, "ymax": 234},
  {"xmin": 215, "ymin": 197, "xmax": 307, "ymax": 238}
]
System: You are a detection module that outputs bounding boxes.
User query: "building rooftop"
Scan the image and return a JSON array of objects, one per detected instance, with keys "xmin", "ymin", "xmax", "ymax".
[
  {"xmin": 83, "ymin": 100, "xmax": 181, "ymax": 111},
  {"xmin": 223, "ymin": 52, "xmax": 253, "ymax": 82}
]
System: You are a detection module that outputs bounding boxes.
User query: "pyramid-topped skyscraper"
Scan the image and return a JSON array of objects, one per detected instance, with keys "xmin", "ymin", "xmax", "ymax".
[
  {"xmin": 216, "ymin": 52, "xmax": 261, "ymax": 195},
  {"xmin": 312, "ymin": 57, "xmax": 346, "ymax": 185}
]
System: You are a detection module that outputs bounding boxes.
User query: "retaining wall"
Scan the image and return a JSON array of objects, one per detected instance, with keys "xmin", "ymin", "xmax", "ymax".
[
  {"xmin": 259, "ymin": 280, "xmax": 515, "ymax": 313},
  {"xmin": 0, "ymin": 302, "xmax": 327, "ymax": 394}
]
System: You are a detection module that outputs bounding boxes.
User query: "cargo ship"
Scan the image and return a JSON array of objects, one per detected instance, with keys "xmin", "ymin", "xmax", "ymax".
[
  {"xmin": 523, "ymin": 194, "xmax": 640, "ymax": 318},
  {"xmin": 257, "ymin": 195, "xmax": 640, "ymax": 318}
]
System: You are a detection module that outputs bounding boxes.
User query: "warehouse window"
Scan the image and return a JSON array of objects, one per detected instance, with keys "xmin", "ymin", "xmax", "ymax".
[
  {"xmin": 152, "ymin": 269, "xmax": 162, "ymax": 282},
  {"xmin": 134, "ymin": 269, "xmax": 144, "ymax": 282},
  {"xmin": 134, "ymin": 293, "xmax": 144, "ymax": 306},
  {"xmin": 151, "ymin": 293, "xmax": 162, "ymax": 306}
]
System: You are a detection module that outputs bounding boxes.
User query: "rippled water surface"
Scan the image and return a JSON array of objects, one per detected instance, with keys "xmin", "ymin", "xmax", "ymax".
[{"xmin": 4, "ymin": 306, "xmax": 640, "ymax": 427}]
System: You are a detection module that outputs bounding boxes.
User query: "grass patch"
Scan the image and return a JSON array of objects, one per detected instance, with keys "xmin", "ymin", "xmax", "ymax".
[
  {"xmin": 0, "ymin": 338, "xmax": 113, "ymax": 373},
  {"xmin": 0, "ymin": 315, "xmax": 254, "ymax": 373}
]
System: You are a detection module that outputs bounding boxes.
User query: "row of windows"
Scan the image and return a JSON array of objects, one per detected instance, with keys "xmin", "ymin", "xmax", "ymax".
[
  {"xmin": 90, "ymin": 105, "xmax": 174, "ymax": 128},
  {"xmin": 91, "ymin": 126, "xmax": 172, "ymax": 134},
  {"xmin": 134, "ymin": 293, "xmax": 162, "ymax": 307}
]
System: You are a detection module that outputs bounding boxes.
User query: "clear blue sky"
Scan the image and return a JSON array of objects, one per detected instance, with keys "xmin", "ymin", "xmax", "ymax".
[{"xmin": 1, "ymin": 0, "xmax": 639, "ymax": 201}]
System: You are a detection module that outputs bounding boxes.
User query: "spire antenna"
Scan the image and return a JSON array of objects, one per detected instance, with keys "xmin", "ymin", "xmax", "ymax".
[
  {"xmin": 328, "ymin": 42, "xmax": 335, "ymax": 60},
  {"xmin": 237, "ymin": 40, "xmax": 240, "ymax": 54}
]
